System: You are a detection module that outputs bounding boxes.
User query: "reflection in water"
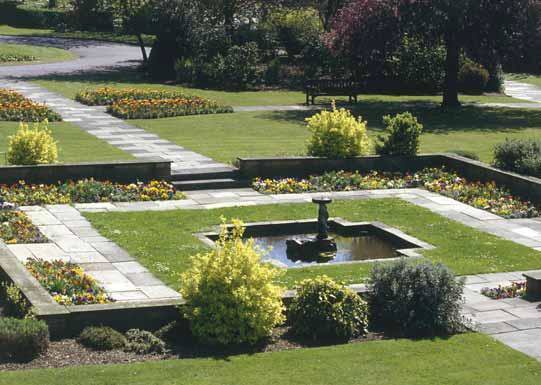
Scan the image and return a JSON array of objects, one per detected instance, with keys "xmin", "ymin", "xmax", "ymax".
[{"xmin": 252, "ymin": 233, "xmax": 399, "ymax": 268}]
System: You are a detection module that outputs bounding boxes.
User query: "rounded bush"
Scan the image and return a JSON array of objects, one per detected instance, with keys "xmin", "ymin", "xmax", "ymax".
[
  {"xmin": 493, "ymin": 138, "xmax": 541, "ymax": 177},
  {"xmin": 0, "ymin": 317, "xmax": 49, "ymax": 362},
  {"xmin": 7, "ymin": 120, "xmax": 58, "ymax": 165},
  {"xmin": 125, "ymin": 329, "xmax": 166, "ymax": 354},
  {"xmin": 77, "ymin": 326, "xmax": 126, "ymax": 351},
  {"xmin": 180, "ymin": 219, "xmax": 285, "ymax": 346},
  {"xmin": 288, "ymin": 276, "xmax": 368, "ymax": 341},
  {"xmin": 369, "ymin": 260, "xmax": 465, "ymax": 337},
  {"xmin": 306, "ymin": 102, "xmax": 371, "ymax": 159},
  {"xmin": 376, "ymin": 112, "xmax": 423, "ymax": 156},
  {"xmin": 458, "ymin": 59, "xmax": 489, "ymax": 94}
]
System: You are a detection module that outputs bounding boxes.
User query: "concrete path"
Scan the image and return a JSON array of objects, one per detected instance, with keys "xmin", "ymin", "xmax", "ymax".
[
  {"xmin": 0, "ymin": 36, "xmax": 145, "ymax": 78},
  {"xmin": 0, "ymin": 79, "xmax": 234, "ymax": 174},
  {"xmin": 504, "ymin": 80, "xmax": 541, "ymax": 104}
]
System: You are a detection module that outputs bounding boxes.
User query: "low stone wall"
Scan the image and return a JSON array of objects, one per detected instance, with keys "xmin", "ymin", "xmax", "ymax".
[
  {"xmin": 238, "ymin": 154, "xmax": 541, "ymax": 204},
  {"xmin": 0, "ymin": 158, "xmax": 172, "ymax": 185}
]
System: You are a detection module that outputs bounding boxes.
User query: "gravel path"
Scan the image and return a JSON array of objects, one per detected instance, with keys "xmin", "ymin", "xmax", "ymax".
[{"xmin": 0, "ymin": 35, "xmax": 145, "ymax": 77}]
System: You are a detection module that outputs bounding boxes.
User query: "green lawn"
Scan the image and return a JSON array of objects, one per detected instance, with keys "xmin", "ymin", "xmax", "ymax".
[
  {"xmin": 0, "ymin": 42, "xmax": 75, "ymax": 64},
  {"xmin": 134, "ymin": 104, "xmax": 541, "ymax": 164},
  {"xmin": 0, "ymin": 122, "xmax": 132, "ymax": 164},
  {"xmin": 1, "ymin": 333, "xmax": 540, "ymax": 385},
  {"xmin": 0, "ymin": 25, "xmax": 154, "ymax": 46},
  {"xmin": 507, "ymin": 73, "xmax": 541, "ymax": 88},
  {"xmin": 85, "ymin": 199, "xmax": 541, "ymax": 289},
  {"xmin": 30, "ymin": 67, "xmax": 523, "ymax": 107}
]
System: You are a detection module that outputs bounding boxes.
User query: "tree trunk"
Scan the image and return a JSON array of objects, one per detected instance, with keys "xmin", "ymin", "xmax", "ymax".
[
  {"xmin": 442, "ymin": 34, "xmax": 461, "ymax": 108},
  {"xmin": 137, "ymin": 34, "xmax": 148, "ymax": 63}
]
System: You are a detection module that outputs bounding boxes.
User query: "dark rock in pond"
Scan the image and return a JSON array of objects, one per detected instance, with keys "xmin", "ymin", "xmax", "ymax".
[{"xmin": 286, "ymin": 237, "xmax": 337, "ymax": 263}]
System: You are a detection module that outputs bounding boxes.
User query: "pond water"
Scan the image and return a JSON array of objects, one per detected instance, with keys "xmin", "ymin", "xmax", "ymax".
[{"xmin": 253, "ymin": 232, "xmax": 400, "ymax": 268}]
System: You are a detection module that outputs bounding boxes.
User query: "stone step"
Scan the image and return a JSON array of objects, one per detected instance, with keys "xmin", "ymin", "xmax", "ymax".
[
  {"xmin": 173, "ymin": 178, "xmax": 249, "ymax": 191},
  {"xmin": 171, "ymin": 168, "xmax": 238, "ymax": 181}
]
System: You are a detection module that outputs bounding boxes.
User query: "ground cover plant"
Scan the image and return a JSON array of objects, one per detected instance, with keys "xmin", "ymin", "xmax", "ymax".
[
  {"xmin": 85, "ymin": 200, "xmax": 541, "ymax": 289},
  {"xmin": 481, "ymin": 281, "xmax": 527, "ymax": 300},
  {"xmin": 0, "ymin": 179, "xmax": 185, "ymax": 205},
  {"xmin": 0, "ymin": 121, "xmax": 133, "ymax": 164},
  {"xmin": 0, "ymin": 42, "xmax": 74, "ymax": 64},
  {"xmin": 0, "ymin": 210, "xmax": 47, "ymax": 244},
  {"xmin": 0, "ymin": 89, "xmax": 61, "ymax": 122},
  {"xmin": 77, "ymin": 327, "xmax": 126, "ymax": 351},
  {"xmin": 25, "ymin": 258, "xmax": 113, "ymax": 305},
  {"xmin": 253, "ymin": 168, "xmax": 539, "ymax": 219}
]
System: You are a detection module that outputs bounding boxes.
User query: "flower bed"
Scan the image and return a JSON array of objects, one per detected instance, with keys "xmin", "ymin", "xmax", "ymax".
[
  {"xmin": 0, "ymin": 89, "xmax": 61, "ymax": 122},
  {"xmin": 75, "ymin": 88, "xmax": 190, "ymax": 106},
  {"xmin": 25, "ymin": 258, "xmax": 113, "ymax": 305},
  {"xmin": 481, "ymin": 281, "xmax": 526, "ymax": 300},
  {"xmin": 0, "ymin": 210, "xmax": 47, "ymax": 244},
  {"xmin": 252, "ymin": 168, "xmax": 539, "ymax": 219},
  {"xmin": 0, "ymin": 53, "xmax": 36, "ymax": 63},
  {"xmin": 107, "ymin": 98, "xmax": 233, "ymax": 119},
  {"xmin": 0, "ymin": 179, "xmax": 185, "ymax": 206}
]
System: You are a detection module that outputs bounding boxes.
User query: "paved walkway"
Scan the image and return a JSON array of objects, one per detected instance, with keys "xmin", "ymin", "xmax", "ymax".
[
  {"xmin": 504, "ymin": 80, "xmax": 541, "ymax": 104},
  {"xmin": 0, "ymin": 36, "xmax": 145, "ymax": 78},
  {"xmin": 0, "ymin": 79, "xmax": 234, "ymax": 174}
]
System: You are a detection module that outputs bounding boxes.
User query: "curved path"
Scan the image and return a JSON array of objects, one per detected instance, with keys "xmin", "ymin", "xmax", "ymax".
[{"xmin": 0, "ymin": 35, "xmax": 144, "ymax": 77}]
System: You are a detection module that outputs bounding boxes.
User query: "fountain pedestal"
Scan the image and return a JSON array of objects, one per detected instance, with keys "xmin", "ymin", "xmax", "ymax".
[{"xmin": 285, "ymin": 197, "xmax": 337, "ymax": 263}]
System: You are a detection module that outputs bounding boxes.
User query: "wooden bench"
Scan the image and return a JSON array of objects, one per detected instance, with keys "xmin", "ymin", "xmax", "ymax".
[
  {"xmin": 523, "ymin": 271, "xmax": 541, "ymax": 300},
  {"xmin": 304, "ymin": 79, "xmax": 362, "ymax": 105}
]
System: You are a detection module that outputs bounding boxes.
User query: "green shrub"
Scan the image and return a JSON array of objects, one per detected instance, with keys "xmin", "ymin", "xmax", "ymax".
[
  {"xmin": 288, "ymin": 276, "xmax": 368, "ymax": 341},
  {"xmin": 369, "ymin": 260, "xmax": 465, "ymax": 337},
  {"xmin": 180, "ymin": 219, "xmax": 285, "ymax": 346},
  {"xmin": 222, "ymin": 43, "xmax": 260, "ymax": 89},
  {"xmin": 124, "ymin": 329, "xmax": 166, "ymax": 354},
  {"xmin": 458, "ymin": 59, "xmax": 489, "ymax": 94},
  {"xmin": 0, "ymin": 317, "xmax": 49, "ymax": 362},
  {"xmin": 175, "ymin": 57, "xmax": 197, "ymax": 84},
  {"xmin": 1, "ymin": 282, "xmax": 34, "ymax": 319},
  {"xmin": 447, "ymin": 150, "xmax": 480, "ymax": 161},
  {"xmin": 376, "ymin": 112, "xmax": 423, "ymax": 156},
  {"xmin": 7, "ymin": 120, "xmax": 58, "ymax": 165},
  {"xmin": 306, "ymin": 102, "xmax": 371, "ymax": 159},
  {"xmin": 493, "ymin": 138, "xmax": 541, "ymax": 177},
  {"xmin": 77, "ymin": 326, "xmax": 126, "ymax": 351}
]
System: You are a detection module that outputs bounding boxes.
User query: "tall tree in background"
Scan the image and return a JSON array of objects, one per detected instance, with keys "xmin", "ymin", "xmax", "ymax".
[
  {"xmin": 112, "ymin": 0, "xmax": 152, "ymax": 62},
  {"xmin": 400, "ymin": 0, "xmax": 529, "ymax": 108}
]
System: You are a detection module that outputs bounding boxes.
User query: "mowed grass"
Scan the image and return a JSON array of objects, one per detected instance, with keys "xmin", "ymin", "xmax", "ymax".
[
  {"xmin": 0, "ymin": 122, "xmax": 133, "ymax": 164},
  {"xmin": 1, "ymin": 333, "xmax": 540, "ymax": 385},
  {"xmin": 507, "ymin": 73, "xmax": 541, "ymax": 88},
  {"xmin": 85, "ymin": 199, "xmax": 541, "ymax": 289},
  {"xmin": 31, "ymin": 68, "xmax": 523, "ymax": 107},
  {"xmin": 134, "ymin": 104, "xmax": 541, "ymax": 164},
  {"xmin": 0, "ymin": 42, "xmax": 75, "ymax": 64}
]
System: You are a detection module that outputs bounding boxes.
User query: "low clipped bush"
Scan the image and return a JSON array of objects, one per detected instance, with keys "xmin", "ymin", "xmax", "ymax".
[
  {"xmin": 458, "ymin": 59, "xmax": 489, "ymax": 94},
  {"xmin": 306, "ymin": 102, "xmax": 371, "ymax": 159},
  {"xmin": 77, "ymin": 326, "xmax": 126, "ymax": 351},
  {"xmin": 369, "ymin": 260, "xmax": 465, "ymax": 337},
  {"xmin": 288, "ymin": 276, "xmax": 368, "ymax": 341},
  {"xmin": 493, "ymin": 138, "xmax": 541, "ymax": 178},
  {"xmin": 0, "ymin": 317, "xmax": 49, "ymax": 362},
  {"xmin": 180, "ymin": 219, "xmax": 285, "ymax": 346},
  {"xmin": 7, "ymin": 120, "xmax": 58, "ymax": 166},
  {"xmin": 124, "ymin": 329, "xmax": 166, "ymax": 354},
  {"xmin": 376, "ymin": 112, "xmax": 423, "ymax": 156}
]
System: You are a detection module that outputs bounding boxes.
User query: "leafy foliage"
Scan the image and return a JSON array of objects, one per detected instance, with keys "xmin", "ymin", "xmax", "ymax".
[
  {"xmin": 493, "ymin": 138, "xmax": 541, "ymax": 178},
  {"xmin": 180, "ymin": 219, "xmax": 285, "ymax": 345},
  {"xmin": 288, "ymin": 276, "xmax": 368, "ymax": 340},
  {"xmin": 7, "ymin": 120, "xmax": 58, "ymax": 165},
  {"xmin": 306, "ymin": 102, "xmax": 371, "ymax": 158},
  {"xmin": 78, "ymin": 326, "xmax": 126, "ymax": 351},
  {"xmin": 0, "ymin": 317, "xmax": 49, "ymax": 362},
  {"xmin": 369, "ymin": 260, "xmax": 465, "ymax": 336},
  {"xmin": 376, "ymin": 112, "xmax": 423, "ymax": 156},
  {"xmin": 458, "ymin": 59, "xmax": 489, "ymax": 94},
  {"xmin": 124, "ymin": 329, "xmax": 167, "ymax": 354},
  {"xmin": 0, "ymin": 282, "xmax": 33, "ymax": 319}
]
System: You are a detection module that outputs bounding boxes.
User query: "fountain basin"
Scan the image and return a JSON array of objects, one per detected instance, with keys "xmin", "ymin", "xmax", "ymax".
[{"xmin": 196, "ymin": 218, "xmax": 434, "ymax": 268}]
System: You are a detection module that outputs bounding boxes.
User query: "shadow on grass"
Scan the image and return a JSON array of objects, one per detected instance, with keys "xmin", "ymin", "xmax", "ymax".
[{"xmin": 259, "ymin": 100, "xmax": 541, "ymax": 134}]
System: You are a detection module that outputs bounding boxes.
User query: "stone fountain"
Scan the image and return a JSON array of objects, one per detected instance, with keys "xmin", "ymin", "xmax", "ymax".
[{"xmin": 285, "ymin": 197, "xmax": 338, "ymax": 263}]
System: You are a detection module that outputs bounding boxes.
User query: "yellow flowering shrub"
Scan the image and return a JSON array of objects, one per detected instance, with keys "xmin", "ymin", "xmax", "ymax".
[
  {"xmin": 180, "ymin": 218, "xmax": 285, "ymax": 345},
  {"xmin": 7, "ymin": 120, "xmax": 58, "ymax": 165},
  {"xmin": 306, "ymin": 101, "xmax": 371, "ymax": 158}
]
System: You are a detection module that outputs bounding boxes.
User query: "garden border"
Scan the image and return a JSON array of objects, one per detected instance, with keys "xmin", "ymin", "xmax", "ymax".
[
  {"xmin": 237, "ymin": 153, "xmax": 541, "ymax": 204},
  {"xmin": 0, "ymin": 158, "xmax": 171, "ymax": 184}
]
